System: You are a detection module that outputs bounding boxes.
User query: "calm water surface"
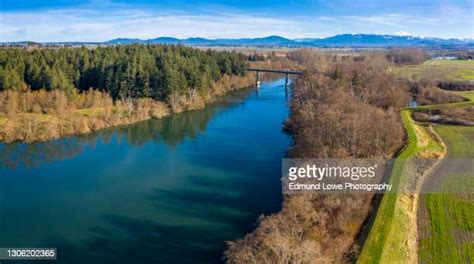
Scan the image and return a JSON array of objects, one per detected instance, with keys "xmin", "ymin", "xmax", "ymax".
[{"xmin": 0, "ymin": 78, "xmax": 291, "ymax": 263}]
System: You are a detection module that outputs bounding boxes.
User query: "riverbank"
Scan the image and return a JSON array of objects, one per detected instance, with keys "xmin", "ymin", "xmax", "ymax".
[{"xmin": 0, "ymin": 74, "xmax": 255, "ymax": 143}]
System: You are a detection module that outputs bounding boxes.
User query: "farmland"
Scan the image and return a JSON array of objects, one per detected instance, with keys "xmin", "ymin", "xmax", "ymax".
[
  {"xmin": 395, "ymin": 59, "xmax": 474, "ymax": 82},
  {"xmin": 359, "ymin": 79, "xmax": 474, "ymax": 263},
  {"xmin": 418, "ymin": 125, "xmax": 474, "ymax": 263}
]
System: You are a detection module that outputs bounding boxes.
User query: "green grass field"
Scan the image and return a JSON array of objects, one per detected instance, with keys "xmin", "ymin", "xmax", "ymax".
[
  {"xmin": 358, "ymin": 87, "xmax": 474, "ymax": 264},
  {"xmin": 458, "ymin": 91, "xmax": 474, "ymax": 101},
  {"xmin": 395, "ymin": 59, "xmax": 474, "ymax": 82},
  {"xmin": 419, "ymin": 125, "xmax": 474, "ymax": 263}
]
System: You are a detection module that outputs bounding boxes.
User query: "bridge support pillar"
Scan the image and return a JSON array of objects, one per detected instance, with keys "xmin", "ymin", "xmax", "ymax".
[
  {"xmin": 285, "ymin": 73, "xmax": 289, "ymax": 86},
  {"xmin": 256, "ymin": 71, "xmax": 260, "ymax": 87}
]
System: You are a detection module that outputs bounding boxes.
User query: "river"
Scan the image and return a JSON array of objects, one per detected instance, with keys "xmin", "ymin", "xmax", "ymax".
[{"xmin": 0, "ymin": 78, "xmax": 292, "ymax": 263}]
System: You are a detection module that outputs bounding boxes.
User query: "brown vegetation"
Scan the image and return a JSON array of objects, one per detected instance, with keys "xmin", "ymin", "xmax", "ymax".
[
  {"xmin": 287, "ymin": 51, "xmax": 408, "ymax": 158},
  {"xmin": 437, "ymin": 81, "xmax": 474, "ymax": 91},
  {"xmin": 412, "ymin": 107, "xmax": 474, "ymax": 126},
  {"xmin": 225, "ymin": 51, "xmax": 409, "ymax": 263},
  {"xmin": 385, "ymin": 48, "xmax": 428, "ymax": 65},
  {"xmin": 249, "ymin": 57, "xmax": 302, "ymax": 72},
  {"xmin": 226, "ymin": 194, "xmax": 372, "ymax": 263},
  {"xmin": 0, "ymin": 89, "xmax": 167, "ymax": 143},
  {"xmin": 411, "ymin": 80, "xmax": 467, "ymax": 105},
  {"xmin": 0, "ymin": 73, "xmax": 255, "ymax": 143}
]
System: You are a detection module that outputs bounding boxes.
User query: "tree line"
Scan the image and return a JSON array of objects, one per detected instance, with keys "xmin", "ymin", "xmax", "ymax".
[{"xmin": 0, "ymin": 45, "xmax": 248, "ymax": 103}]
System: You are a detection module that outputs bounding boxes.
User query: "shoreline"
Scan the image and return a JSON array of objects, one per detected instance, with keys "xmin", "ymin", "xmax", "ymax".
[{"xmin": 0, "ymin": 74, "xmax": 255, "ymax": 144}]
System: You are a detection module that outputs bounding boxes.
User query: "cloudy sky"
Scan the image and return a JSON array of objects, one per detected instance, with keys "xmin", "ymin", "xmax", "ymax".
[{"xmin": 0, "ymin": 0, "xmax": 472, "ymax": 42}]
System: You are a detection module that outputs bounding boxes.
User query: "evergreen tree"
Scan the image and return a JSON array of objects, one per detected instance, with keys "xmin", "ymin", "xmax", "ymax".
[{"xmin": 0, "ymin": 44, "xmax": 248, "ymax": 103}]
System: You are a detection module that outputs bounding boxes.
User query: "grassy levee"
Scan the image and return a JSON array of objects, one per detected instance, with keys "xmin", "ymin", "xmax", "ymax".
[
  {"xmin": 359, "ymin": 90, "xmax": 473, "ymax": 264},
  {"xmin": 358, "ymin": 109, "xmax": 443, "ymax": 263}
]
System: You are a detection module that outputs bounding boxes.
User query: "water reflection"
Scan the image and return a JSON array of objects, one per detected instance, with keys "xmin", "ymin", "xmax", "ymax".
[
  {"xmin": 0, "ymin": 139, "xmax": 87, "ymax": 169},
  {"xmin": 47, "ymin": 214, "xmax": 231, "ymax": 264},
  {"xmin": 0, "ymin": 88, "xmax": 252, "ymax": 169}
]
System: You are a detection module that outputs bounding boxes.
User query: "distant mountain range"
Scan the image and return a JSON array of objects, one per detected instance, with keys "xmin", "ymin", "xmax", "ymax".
[
  {"xmin": 106, "ymin": 35, "xmax": 297, "ymax": 46},
  {"xmin": 5, "ymin": 34, "xmax": 474, "ymax": 47}
]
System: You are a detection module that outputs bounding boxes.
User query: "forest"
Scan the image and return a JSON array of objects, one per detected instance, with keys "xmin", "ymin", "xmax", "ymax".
[
  {"xmin": 0, "ymin": 45, "xmax": 253, "ymax": 142},
  {"xmin": 0, "ymin": 45, "xmax": 247, "ymax": 103}
]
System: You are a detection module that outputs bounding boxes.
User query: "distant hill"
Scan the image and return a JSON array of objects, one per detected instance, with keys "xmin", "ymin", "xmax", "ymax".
[
  {"xmin": 5, "ymin": 34, "xmax": 474, "ymax": 47},
  {"xmin": 146, "ymin": 37, "xmax": 181, "ymax": 44},
  {"xmin": 182, "ymin": 37, "xmax": 216, "ymax": 45},
  {"xmin": 212, "ymin": 36, "xmax": 294, "ymax": 46},
  {"xmin": 297, "ymin": 34, "xmax": 472, "ymax": 47},
  {"xmin": 106, "ymin": 38, "xmax": 143, "ymax": 44},
  {"xmin": 107, "ymin": 35, "xmax": 294, "ymax": 46}
]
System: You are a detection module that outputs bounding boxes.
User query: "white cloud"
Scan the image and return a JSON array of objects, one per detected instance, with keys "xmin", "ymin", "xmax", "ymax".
[
  {"xmin": 0, "ymin": 2, "xmax": 471, "ymax": 42},
  {"xmin": 0, "ymin": 8, "xmax": 310, "ymax": 41}
]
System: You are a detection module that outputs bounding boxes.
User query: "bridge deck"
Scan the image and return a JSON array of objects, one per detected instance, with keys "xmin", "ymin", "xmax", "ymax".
[{"xmin": 246, "ymin": 68, "xmax": 303, "ymax": 74}]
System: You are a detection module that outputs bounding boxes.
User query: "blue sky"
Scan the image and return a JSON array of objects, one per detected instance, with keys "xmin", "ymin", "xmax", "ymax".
[{"xmin": 0, "ymin": 0, "xmax": 472, "ymax": 42}]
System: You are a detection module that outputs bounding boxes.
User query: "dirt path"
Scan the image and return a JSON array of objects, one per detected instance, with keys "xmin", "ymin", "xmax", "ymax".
[{"xmin": 409, "ymin": 126, "xmax": 447, "ymax": 263}]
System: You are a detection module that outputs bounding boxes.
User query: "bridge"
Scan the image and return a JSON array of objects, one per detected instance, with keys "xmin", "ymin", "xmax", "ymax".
[{"xmin": 246, "ymin": 68, "xmax": 303, "ymax": 87}]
